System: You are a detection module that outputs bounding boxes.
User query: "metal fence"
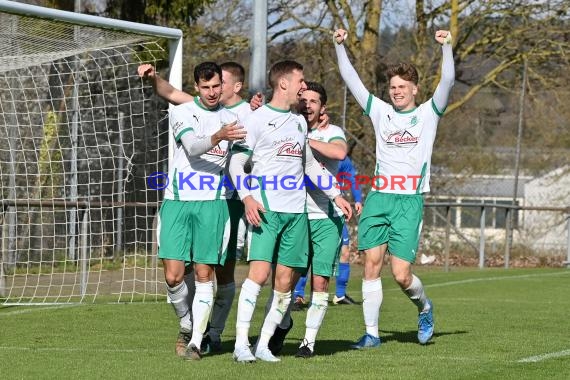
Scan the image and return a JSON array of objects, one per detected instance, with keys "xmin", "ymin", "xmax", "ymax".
[{"xmin": 423, "ymin": 202, "xmax": 570, "ymax": 271}]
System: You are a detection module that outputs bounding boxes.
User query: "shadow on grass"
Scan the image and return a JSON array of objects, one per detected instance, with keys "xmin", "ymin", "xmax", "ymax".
[
  {"xmin": 380, "ymin": 329, "xmax": 468, "ymax": 345},
  {"xmin": 204, "ymin": 330, "xmax": 467, "ymax": 358},
  {"xmin": 279, "ymin": 339, "xmax": 355, "ymax": 356},
  {"xmin": 208, "ymin": 338, "xmax": 355, "ymax": 357}
]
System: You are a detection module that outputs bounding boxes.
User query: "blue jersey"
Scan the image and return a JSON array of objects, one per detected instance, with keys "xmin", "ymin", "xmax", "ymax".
[{"xmin": 338, "ymin": 156, "xmax": 362, "ymax": 203}]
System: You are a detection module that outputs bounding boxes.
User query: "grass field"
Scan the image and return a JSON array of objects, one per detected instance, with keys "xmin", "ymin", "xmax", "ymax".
[{"xmin": 1, "ymin": 267, "xmax": 569, "ymax": 379}]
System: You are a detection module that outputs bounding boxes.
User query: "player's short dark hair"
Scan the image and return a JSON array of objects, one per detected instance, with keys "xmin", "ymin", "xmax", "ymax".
[
  {"xmin": 194, "ymin": 61, "xmax": 222, "ymax": 84},
  {"xmin": 220, "ymin": 61, "xmax": 245, "ymax": 83},
  {"xmin": 268, "ymin": 60, "xmax": 304, "ymax": 89},
  {"xmin": 386, "ymin": 62, "xmax": 419, "ymax": 85},
  {"xmin": 305, "ymin": 81, "xmax": 327, "ymax": 105}
]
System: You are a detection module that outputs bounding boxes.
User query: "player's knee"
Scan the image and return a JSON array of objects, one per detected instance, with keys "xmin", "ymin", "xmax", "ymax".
[
  {"xmin": 194, "ymin": 265, "xmax": 214, "ymax": 283},
  {"xmin": 393, "ymin": 272, "xmax": 412, "ymax": 288},
  {"xmin": 164, "ymin": 272, "xmax": 184, "ymax": 287}
]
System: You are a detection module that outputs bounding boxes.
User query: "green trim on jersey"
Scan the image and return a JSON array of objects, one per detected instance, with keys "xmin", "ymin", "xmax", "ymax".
[
  {"xmin": 265, "ymin": 103, "xmax": 290, "ymax": 113},
  {"xmin": 224, "ymin": 99, "xmax": 246, "ymax": 110},
  {"xmin": 431, "ymin": 98, "xmax": 446, "ymax": 117},
  {"xmin": 395, "ymin": 106, "xmax": 417, "ymax": 114},
  {"xmin": 231, "ymin": 144, "xmax": 253, "ymax": 156},
  {"xmin": 175, "ymin": 127, "xmax": 193, "ymax": 142},
  {"xmin": 172, "ymin": 168, "xmax": 179, "ymax": 200},
  {"xmin": 364, "ymin": 93, "xmax": 373, "ymax": 116},
  {"xmin": 194, "ymin": 96, "xmax": 222, "ymax": 112},
  {"xmin": 328, "ymin": 136, "xmax": 347, "ymax": 143},
  {"xmin": 374, "ymin": 162, "xmax": 381, "ymax": 189},
  {"xmin": 257, "ymin": 176, "xmax": 270, "ymax": 211},
  {"xmin": 416, "ymin": 163, "xmax": 427, "ymax": 195},
  {"xmin": 328, "ymin": 199, "xmax": 335, "ymax": 218},
  {"xmin": 215, "ymin": 170, "xmax": 224, "ymax": 199}
]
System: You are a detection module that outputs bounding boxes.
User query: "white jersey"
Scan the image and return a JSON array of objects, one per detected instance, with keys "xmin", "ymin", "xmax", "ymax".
[
  {"xmin": 306, "ymin": 123, "xmax": 346, "ymax": 219},
  {"xmin": 366, "ymin": 96, "xmax": 440, "ymax": 194},
  {"xmin": 224, "ymin": 99, "xmax": 252, "ymax": 121},
  {"xmin": 166, "ymin": 97, "xmax": 238, "ymax": 201},
  {"xmin": 224, "ymin": 99, "xmax": 253, "ymax": 199},
  {"xmin": 234, "ymin": 104, "xmax": 308, "ymax": 213},
  {"xmin": 335, "ymin": 42, "xmax": 454, "ymax": 196}
]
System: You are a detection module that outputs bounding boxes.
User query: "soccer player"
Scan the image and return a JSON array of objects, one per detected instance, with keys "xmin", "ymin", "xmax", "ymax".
[
  {"xmin": 159, "ymin": 61, "xmax": 245, "ymax": 360},
  {"xmin": 334, "ymin": 155, "xmax": 363, "ymax": 305},
  {"xmin": 137, "ymin": 62, "xmax": 260, "ymax": 119},
  {"xmin": 292, "ymin": 155, "xmax": 363, "ymax": 309},
  {"xmin": 293, "ymin": 81, "xmax": 349, "ymax": 358},
  {"xmin": 333, "ymin": 28, "xmax": 455, "ymax": 347},
  {"xmin": 229, "ymin": 60, "xmax": 352, "ymax": 363},
  {"xmin": 139, "ymin": 62, "xmax": 252, "ymax": 353}
]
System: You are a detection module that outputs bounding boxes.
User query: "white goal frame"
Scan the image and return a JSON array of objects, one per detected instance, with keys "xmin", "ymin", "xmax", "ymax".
[{"xmin": 0, "ymin": 0, "xmax": 182, "ymax": 304}]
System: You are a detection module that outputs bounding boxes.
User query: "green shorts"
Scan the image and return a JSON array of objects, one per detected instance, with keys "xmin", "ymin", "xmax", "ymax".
[
  {"xmin": 247, "ymin": 211, "xmax": 309, "ymax": 271},
  {"xmin": 157, "ymin": 199, "xmax": 230, "ymax": 265},
  {"xmin": 226, "ymin": 199, "xmax": 245, "ymax": 261},
  {"xmin": 308, "ymin": 216, "xmax": 344, "ymax": 277},
  {"xmin": 357, "ymin": 192, "xmax": 423, "ymax": 263}
]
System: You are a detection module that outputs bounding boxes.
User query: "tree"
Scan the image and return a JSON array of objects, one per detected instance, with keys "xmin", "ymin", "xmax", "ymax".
[
  {"xmin": 104, "ymin": 0, "xmax": 215, "ymax": 28},
  {"xmin": 265, "ymin": 0, "xmax": 569, "ymax": 174}
]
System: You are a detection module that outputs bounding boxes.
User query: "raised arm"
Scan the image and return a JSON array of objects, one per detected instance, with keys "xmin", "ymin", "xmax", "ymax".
[
  {"xmin": 333, "ymin": 29, "xmax": 371, "ymax": 111},
  {"xmin": 138, "ymin": 64, "xmax": 194, "ymax": 105},
  {"xmin": 432, "ymin": 30, "xmax": 455, "ymax": 114}
]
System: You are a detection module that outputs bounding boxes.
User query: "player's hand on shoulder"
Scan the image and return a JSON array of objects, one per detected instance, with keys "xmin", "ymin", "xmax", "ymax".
[
  {"xmin": 317, "ymin": 112, "xmax": 329, "ymax": 129},
  {"xmin": 250, "ymin": 92, "xmax": 264, "ymax": 111}
]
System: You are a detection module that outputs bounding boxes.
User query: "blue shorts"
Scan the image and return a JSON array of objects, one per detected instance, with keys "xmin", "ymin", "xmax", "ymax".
[{"xmin": 341, "ymin": 223, "xmax": 350, "ymax": 246}]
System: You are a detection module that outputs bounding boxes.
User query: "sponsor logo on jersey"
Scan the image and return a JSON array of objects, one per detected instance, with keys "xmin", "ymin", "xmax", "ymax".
[
  {"xmin": 386, "ymin": 130, "xmax": 419, "ymax": 146},
  {"xmin": 206, "ymin": 144, "xmax": 227, "ymax": 157},
  {"xmin": 277, "ymin": 142, "xmax": 303, "ymax": 157}
]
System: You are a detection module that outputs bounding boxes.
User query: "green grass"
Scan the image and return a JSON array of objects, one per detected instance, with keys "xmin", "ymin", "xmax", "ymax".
[{"xmin": 1, "ymin": 268, "xmax": 569, "ymax": 379}]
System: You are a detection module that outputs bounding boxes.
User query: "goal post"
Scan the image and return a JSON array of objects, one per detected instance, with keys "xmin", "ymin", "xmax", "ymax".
[{"xmin": 0, "ymin": 0, "xmax": 182, "ymax": 304}]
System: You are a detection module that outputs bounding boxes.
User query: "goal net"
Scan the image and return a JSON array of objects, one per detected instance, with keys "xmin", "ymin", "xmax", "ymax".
[{"xmin": 0, "ymin": 2, "xmax": 181, "ymax": 304}]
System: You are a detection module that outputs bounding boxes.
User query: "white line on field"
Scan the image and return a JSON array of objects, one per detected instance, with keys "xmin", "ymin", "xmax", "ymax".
[
  {"xmin": 383, "ymin": 271, "xmax": 570, "ymax": 292},
  {"xmin": 428, "ymin": 271, "xmax": 569, "ymax": 288},
  {"xmin": 0, "ymin": 346, "xmax": 153, "ymax": 354},
  {"xmin": 518, "ymin": 349, "xmax": 570, "ymax": 363},
  {"xmin": 0, "ymin": 304, "xmax": 81, "ymax": 317}
]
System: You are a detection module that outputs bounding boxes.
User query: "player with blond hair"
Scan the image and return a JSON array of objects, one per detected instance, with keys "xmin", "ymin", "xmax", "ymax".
[{"xmin": 333, "ymin": 28, "xmax": 455, "ymax": 348}]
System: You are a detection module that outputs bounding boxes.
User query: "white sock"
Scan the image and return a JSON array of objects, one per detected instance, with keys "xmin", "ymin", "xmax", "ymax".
[
  {"xmin": 362, "ymin": 278, "xmax": 382, "ymax": 338},
  {"xmin": 264, "ymin": 291, "xmax": 293, "ymax": 330},
  {"xmin": 404, "ymin": 274, "xmax": 429, "ymax": 312},
  {"xmin": 278, "ymin": 296, "xmax": 294, "ymax": 329},
  {"xmin": 209, "ymin": 282, "xmax": 236, "ymax": 340},
  {"xmin": 166, "ymin": 282, "xmax": 192, "ymax": 331},
  {"xmin": 302, "ymin": 292, "xmax": 328, "ymax": 352},
  {"xmin": 189, "ymin": 281, "xmax": 214, "ymax": 347},
  {"xmin": 235, "ymin": 279, "xmax": 261, "ymax": 348},
  {"xmin": 257, "ymin": 290, "xmax": 291, "ymax": 350}
]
